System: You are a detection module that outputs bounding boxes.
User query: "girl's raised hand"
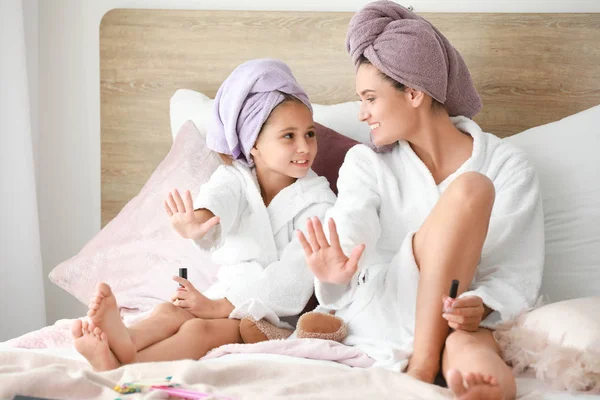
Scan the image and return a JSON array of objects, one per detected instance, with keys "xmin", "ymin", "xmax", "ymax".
[
  {"xmin": 297, "ymin": 217, "xmax": 365, "ymax": 285},
  {"xmin": 164, "ymin": 189, "xmax": 220, "ymax": 241}
]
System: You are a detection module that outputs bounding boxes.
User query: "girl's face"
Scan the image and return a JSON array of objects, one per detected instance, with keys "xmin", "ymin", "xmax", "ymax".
[
  {"xmin": 251, "ymin": 100, "xmax": 317, "ymax": 180},
  {"xmin": 355, "ymin": 63, "xmax": 421, "ymax": 147}
]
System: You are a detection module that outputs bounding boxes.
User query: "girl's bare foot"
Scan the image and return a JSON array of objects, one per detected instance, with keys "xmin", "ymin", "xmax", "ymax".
[
  {"xmin": 87, "ymin": 282, "xmax": 135, "ymax": 363},
  {"xmin": 71, "ymin": 319, "xmax": 120, "ymax": 371},
  {"xmin": 447, "ymin": 368, "xmax": 504, "ymax": 400}
]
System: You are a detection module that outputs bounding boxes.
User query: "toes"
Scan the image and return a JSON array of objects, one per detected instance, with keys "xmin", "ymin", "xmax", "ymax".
[
  {"xmin": 88, "ymin": 296, "xmax": 102, "ymax": 309},
  {"xmin": 93, "ymin": 326, "xmax": 103, "ymax": 336},
  {"xmin": 100, "ymin": 332, "xmax": 108, "ymax": 341},
  {"xmin": 446, "ymin": 369, "xmax": 467, "ymax": 397},
  {"xmin": 71, "ymin": 319, "xmax": 84, "ymax": 338},
  {"xmin": 484, "ymin": 375, "xmax": 498, "ymax": 386},
  {"xmin": 474, "ymin": 374, "xmax": 484, "ymax": 386},
  {"xmin": 464, "ymin": 372, "xmax": 474, "ymax": 387},
  {"xmin": 82, "ymin": 320, "xmax": 90, "ymax": 333},
  {"xmin": 464, "ymin": 372, "xmax": 482, "ymax": 388},
  {"xmin": 473, "ymin": 373, "xmax": 483, "ymax": 386},
  {"xmin": 97, "ymin": 282, "xmax": 112, "ymax": 298}
]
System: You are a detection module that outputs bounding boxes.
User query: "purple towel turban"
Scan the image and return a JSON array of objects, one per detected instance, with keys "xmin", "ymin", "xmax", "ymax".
[
  {"xmin": 206, "ymin": 58, "xmax": 312, "ymax": 167},
  {"xmin": 346, "ymin": 1, "xmax": 482, "ymax": 118}
]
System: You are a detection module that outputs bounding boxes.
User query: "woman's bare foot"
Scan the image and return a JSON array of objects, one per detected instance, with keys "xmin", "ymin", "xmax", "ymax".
[
  {"xmin": 87, "ymin": 282, "xmax": 135, "ymax": 363},
  {"xmin": 71, "ymin": 319, "xmax": 120, "ymax": 371},
  {"xmin": 447, "ymin": 368, "xmax": 504, "ymax": 400}
]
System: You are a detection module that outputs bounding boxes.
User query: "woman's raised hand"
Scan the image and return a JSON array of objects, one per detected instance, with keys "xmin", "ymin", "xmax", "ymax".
[
  {"xmin": 297, "ymin": 217, "xmax": 365, "ymax": 285},
  {"xmin": 164, "ymin": 189, "xmax": 220, "ymax": 241}
]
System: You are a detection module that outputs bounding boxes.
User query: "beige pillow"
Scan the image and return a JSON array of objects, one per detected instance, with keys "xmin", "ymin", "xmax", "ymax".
[{"xmin": 495, "ymin": 297, "xmax": 600, "ymax": 392}]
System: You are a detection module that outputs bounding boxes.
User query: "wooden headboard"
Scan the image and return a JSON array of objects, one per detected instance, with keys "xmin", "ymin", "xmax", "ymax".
[{"xmin": 100, "ymin": 9, "xmax": 600, "ymax": 226}]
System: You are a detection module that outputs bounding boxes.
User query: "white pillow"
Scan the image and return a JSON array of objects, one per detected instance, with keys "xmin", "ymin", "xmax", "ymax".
[
  {"xmin": 504, "ymin": 105, "xmax": 600, "ymax": 302},
  {"xmin": 169, "ymin": 89, "xmax": 371, "ymax": 144},
  {"xmin": 169, "ymin": 89, "xmax": 214, "ymax": 139},
  {"xmin": 312, "ymin": 102, "xmax": 371, "ymax": 143}
]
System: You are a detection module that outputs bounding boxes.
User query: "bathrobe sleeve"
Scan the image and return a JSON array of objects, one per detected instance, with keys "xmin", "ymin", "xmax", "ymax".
[
  {"xmin": 192, "ymin": 165, "xmax": 244, "ymax": 251},
  {"xmin": 314, "ymin": 146, "xmax": 383, "ymax": 310},
  {"xmin": 226, "ymin": 201, "xmax": 333, "ymax": 325},
  {"xmin": 461, "ymin": 151, "xmax": 545, "ymax": 327}
]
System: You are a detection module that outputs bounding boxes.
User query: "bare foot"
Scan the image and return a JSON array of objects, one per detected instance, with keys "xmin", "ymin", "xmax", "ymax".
[
  {"xmin": 87, "ymin": 282, "xmax": 135, "ymax": 363},
  {"xmin": 447, "ymin": 368, "xmax": 503, "ymax": 400},
  {"xmin": 71, "ymin": 319, "xmax": 120, "ymax": 371}
]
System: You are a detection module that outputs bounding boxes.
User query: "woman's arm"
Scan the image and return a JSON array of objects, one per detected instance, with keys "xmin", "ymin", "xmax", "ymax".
[{"xmin": 314, "ymin": 146, "xmax": 384, "ymax": 310}]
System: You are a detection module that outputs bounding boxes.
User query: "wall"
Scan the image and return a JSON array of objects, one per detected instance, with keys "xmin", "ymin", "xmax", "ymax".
[
  {"xmin": 23, "ymin": 0, "xmax": 38, "ymax": 183},
  {"xmin": 35, "ymin": 0, "xmax": 600, "ymax": 325}
]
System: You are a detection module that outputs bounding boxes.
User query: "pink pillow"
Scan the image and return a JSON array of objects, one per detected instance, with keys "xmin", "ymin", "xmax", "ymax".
[
  {"xmin": 312, "ymin": 123, "xmax": 359, "ymax": 194},
  {"xmin": 49, "ymin": 121, "xmax": 222, "ymax": 315}
]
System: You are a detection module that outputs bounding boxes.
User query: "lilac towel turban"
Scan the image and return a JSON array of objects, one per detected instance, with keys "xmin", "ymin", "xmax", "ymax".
[
  {"xmin": 206, "ymin": 58, "xmax": 312, "ymax": 167},
  {"xmin": 346, "ymin": 1, "xmax": 482, "ymax": 118}
]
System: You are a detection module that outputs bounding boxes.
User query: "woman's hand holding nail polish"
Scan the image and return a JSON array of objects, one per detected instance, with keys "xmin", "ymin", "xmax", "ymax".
[{"xmin": 441, "ymin": 295, "xmax": 485, "ymax": 332}]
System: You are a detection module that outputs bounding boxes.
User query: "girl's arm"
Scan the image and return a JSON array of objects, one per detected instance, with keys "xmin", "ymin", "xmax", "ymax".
[{"xmin": 192, "ymin": 165, "xmax": 244, "ymax": 251}]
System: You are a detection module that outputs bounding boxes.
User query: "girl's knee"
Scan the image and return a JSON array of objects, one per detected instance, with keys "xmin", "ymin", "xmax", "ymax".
[
  {"xmin": 152, "ymin": 302, "xmax": 179, "ymax": 316},
  {"xmin": 151, "ymin": 302, "xmax": 192, "ymax": 327},
  {"xmin": 179, "ymin": 318, "xmax": 211, "ymax": 335},
  {"xmin": 448, "ymin": 172, "xmax": 495, "ymax": 211}
]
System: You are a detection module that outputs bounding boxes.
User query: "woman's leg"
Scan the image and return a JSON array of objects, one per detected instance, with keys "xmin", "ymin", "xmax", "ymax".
[
  {"xmin": 133, "ymin": 318, "xmax": 242, "ymax": 363},
  {"xmin": 407, "ymin": 172, "xmax": 495, "ymax": 382},
  {"xmin": 444, "ymin": 329, "xmax": 516, "ymax": 400}
]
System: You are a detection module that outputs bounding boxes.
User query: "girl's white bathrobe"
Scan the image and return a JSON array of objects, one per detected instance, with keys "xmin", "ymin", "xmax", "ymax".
[
  {"xmin": 193, "ymin": 162, "xmax": 336, "ymax": 328},
  {"xmin": 316, "ymin": 116, "xmax": 545, "ymax": 371}
]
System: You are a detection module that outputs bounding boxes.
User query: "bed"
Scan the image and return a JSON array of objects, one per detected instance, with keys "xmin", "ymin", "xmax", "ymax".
[{"xmin": 1, "ymin": 8, "xmax": 600, "ymax": 400}]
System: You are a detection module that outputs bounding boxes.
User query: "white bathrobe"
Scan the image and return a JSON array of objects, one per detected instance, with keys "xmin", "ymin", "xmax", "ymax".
[
  {"xmin": 316, "ymin": 116, "xmax": 545, "ymax": 370},
  {"xmin": 193, "ymin": 162, "xmax": 336, "ymax": 328}
]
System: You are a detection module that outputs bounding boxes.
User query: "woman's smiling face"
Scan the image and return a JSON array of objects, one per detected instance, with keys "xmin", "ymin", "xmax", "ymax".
[{"xmin": 355, "ymin": 62, "xmax": 420, "ymax": 146}]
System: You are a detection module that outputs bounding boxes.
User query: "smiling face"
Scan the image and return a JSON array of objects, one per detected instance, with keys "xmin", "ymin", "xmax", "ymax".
[
  {"xmin": 250, "ymin": 99, "xmax": 317, "ymax": 180},
  {"xmin": 355, "ymin": 63, "xmax": 422, "ymax": 147}
]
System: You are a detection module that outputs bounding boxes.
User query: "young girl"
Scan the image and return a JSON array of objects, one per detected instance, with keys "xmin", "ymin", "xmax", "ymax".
[
  {"xmin": 71, "ymin": 58, "xmax": 336, "ymax": 371},
  {"xmin": 297, "ymin": 3, "xmax": 544, "ymax": 400}
]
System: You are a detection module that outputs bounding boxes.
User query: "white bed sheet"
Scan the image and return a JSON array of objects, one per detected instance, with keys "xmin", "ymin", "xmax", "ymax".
[{"xmin": 1, "ymin": 344, "xmax": 598, "ymax": 400}]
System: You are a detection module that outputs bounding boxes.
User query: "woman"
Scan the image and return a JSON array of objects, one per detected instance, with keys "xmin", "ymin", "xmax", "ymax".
[{"xmin": 297, "ymin": 2, "xmax": 544, "ymax": 399}]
